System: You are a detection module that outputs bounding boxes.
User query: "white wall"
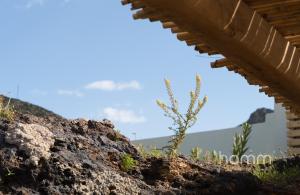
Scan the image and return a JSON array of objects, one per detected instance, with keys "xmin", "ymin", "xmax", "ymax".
[{"xmin": 133, "ymin": 104, "xmax": 287, "ymax": 156}]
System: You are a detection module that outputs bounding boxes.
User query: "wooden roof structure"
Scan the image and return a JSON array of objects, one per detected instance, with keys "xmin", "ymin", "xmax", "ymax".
[
  {"xmin": 122, "ymin": 0, "xmax": 300, "ymax": 153},
  {"xmin": 122, "ymin": 0, "xmax": 300, "ymax": 114}
]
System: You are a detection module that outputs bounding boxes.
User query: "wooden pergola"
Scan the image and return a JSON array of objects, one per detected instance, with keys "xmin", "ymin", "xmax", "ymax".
[{"xmin": 122, "ymin": 0, "xmax": 300, "ymax": 155}]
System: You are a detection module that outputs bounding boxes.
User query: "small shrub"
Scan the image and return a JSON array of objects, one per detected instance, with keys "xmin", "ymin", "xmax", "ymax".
[
  {"xmin": 112, "ymin": 129, "xmax": 122, "ymax": 141},
  {"xmin": 157, "ymin": 74, "xmax": 207, "ymax": 157},
  {"xmin": 5, "ymin": 168, "xmax": 15, "ymax": 177},
  {"xmin": 0, "ymin": 97, "xmax": 14, "ymax": 121},
  {"xmin": 149, "ymin": 146, "xmax": 163, "ymax": 158},
  {"xmin": 253, "ymin": 165, "xmax": 300, "ymax": 185},
  {"xmin": 232, "ymin": 123, "xmax": 252, "ymax": 160},
  {"xmin": 190, "ymin": 147, "xmax": 202, "ymax": 161},
  {"xmin": 136, "ymin": 144, "xmax": 164, "ymax": 159},
  {"xmin": 203, "ymin": 150, "xmax": 222, "ymax": 164},
  {"xmin": 210, "ymin": 150, "xmax": 221, "ymax": 163},
  {"xmin": 120, "ymin": 153, "xmax": 137, "ymax": 172},
  {"xmin": 136, "ymin": 144, "xmax": 148, "ymax": 159}
]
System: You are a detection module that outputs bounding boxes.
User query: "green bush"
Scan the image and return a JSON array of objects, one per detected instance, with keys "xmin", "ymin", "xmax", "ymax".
[
  {"xmin": 190, "ymin": 147, "xmax": 202, "ymax": 161},
  {"xmin": 120, "ymin": 153, "xmax": 137, "ymax": 172},
  {"xmin": 253, "ymin": 165, "xmax": 300, "ymax": 185},
  {"xmin": 136, "ymin": 144, "xmax": 164, "ymax": 159},
  {"xmin": 157, "ymin": 74, "xmax": 207, "ymax": 157},
  {"xmin": 136, "ymin": 144, "xmax": 148, "ymax": 159},
  {"xmin": 0, "ymin": 97, "xmax": 14, "ymax": 121},
  {"xmin": 112, "ymin": 129, "xmax": 122, "ymax": 141},
  {"xmin": 149, "ymin": 146, "xmax": 163, "ymax": 158},
  {"xmin": 202, "ymin": 150, "xmax": 222, "ymax": 164},
  {"xmin": 232, "ymin": 123, "xmax": 252, "ymax": 160}
]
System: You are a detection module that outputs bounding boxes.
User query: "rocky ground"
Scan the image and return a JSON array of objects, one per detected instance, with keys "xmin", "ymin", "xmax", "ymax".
[{"xmin": 0, "ymin": 110, "xmax": 299, "ymax": 194}]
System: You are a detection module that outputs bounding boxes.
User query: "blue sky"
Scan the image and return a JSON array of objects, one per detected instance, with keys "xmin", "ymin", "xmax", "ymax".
[{"xmin": 0, "ymin": 0, "xmax": 274, "ymax": 140}]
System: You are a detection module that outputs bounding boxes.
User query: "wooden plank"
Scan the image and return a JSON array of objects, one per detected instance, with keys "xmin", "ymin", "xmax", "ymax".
[
  {"xmin": 287, "ymin": 120, "xmax": 300, "ymax": 129},
  {"xmin": 288, "ymin": 147, "xmax": 300, "ymax": 155},
  {"xmin": 211, "ymin": 58, "xmax": 232, "ymax": 68},
  {"xmin": 286, "ymin": 112, "xmax": 300, "ymax": 120},
  {"xmin": 288, "ymin": 130, "xmax": 300, "ymax": 138},
  {"xmin": 131, "ymin": 1, "xmax": 144, "ymax": 10},
  {"xmin": 177, "ymin": 32, "xmax": 195, "ymax": 41},
  {"xmin": 133, "ymin": 8, "xmax": 160, "ymax": 20},
  {"xmin": 162, "ymin": 22, "xmax": 176, "ymax": 29},
  {"xmin": 195, "ymin": 44, "xmax": 218, "ymax": 55},
  {"xmin": 244, "ymin": 0, "xmax": 300, "ymax": 11},
  {"xmin": 171, "ymin": 27, "xmax": 183, "ymax": 33},
  {"xmin": 288, "ymin": 138, "xmax": 300, "ymax": 147},
  {"xmin": 227, "ymin": 65, "xmax": 239, "ymax": 71},
  {"xmin": 121, "ymin": 0, "xmax": 131, "ymax": 5},
  {"xmin": 186, "ymin": 39, "xmax": 200, "ymax": 46}
]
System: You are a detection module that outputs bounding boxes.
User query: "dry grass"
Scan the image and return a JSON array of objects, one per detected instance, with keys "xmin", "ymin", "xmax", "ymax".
[{"xmin": 0, "ymin": 97, "xmax": 15, "ymax": 121}]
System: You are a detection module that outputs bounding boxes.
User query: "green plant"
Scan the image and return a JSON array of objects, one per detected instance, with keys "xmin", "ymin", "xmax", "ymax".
[
  {"xmin": 136, "ymin": 144, "xmax": 148, "ymax": 159},
  {"xmin": 202, "ymin": 150, "xmax": 222, "ymax": 164},
  {"xmin": 253, "ymin": 165, "xmax": 300, "ymax": 185},
  {"xmin": 149, "ymin": 146, "xmax": 163, "ymax": 158},
  {"xmin": 210, "ymin": 150, "xmax": 221, "ymax": 163},
  {"xmin": 190, "ymin": 147, "xmax": 202, "ymax": 161},
  {"xmin": 113, "ymin": 129, "xmax": 122, "ymax": 141},
  {"xmin": 136, "ymin": 144, "xmax": 164, "ymax": 159},
  {"xmin": 156, "ymin": 74, "xmax": 207, "ymax": 157},
  {"xmin": 120, "ymin": 153, "xmax": 137, "ymax": 172},
  {"xmin": 232, "ymin": 123, "xmax": 252, "ymax": 160},
  {"xmin": 5, "ymin": 168, "xmax": 15, "ymax": 177},
  {"xmin": 0, "ymin": 97, "xmax": 15, "ymax": 121}
]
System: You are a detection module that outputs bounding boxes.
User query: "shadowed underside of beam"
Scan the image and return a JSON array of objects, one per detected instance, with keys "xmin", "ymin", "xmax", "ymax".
[{"xmin": 122, "ymin": 0, "xmax": 300, "ymax": 117}]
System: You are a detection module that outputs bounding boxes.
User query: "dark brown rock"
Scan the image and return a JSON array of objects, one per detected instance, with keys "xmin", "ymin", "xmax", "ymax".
[{"xmin": 0, "ymin": 98, "xmax": 299, "ymax": 194}]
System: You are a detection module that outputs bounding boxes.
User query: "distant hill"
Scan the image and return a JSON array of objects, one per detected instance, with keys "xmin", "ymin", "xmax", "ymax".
[
  {"xmin": 1, "ymin": 95, "xmax": 274, "ymax": 127},
  {"xmin": 0, "ymin": 95, "xmax": 63, "ymax": 120},
  {"xmin": 242, "ymin": 108, "xmax": 274, "ymax": 126}
]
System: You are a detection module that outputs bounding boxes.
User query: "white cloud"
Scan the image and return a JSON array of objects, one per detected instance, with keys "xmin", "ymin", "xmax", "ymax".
[
  {"xmin": 57, "ymin": 90, "xmax": 84, "ymax": 97},
  {"xmin": 85, "ymin": 80, "xmax": 142, "ymax": 91},
  {"xmin": 103, "ymin": 107, "xmax": 146, "ymax": 124},
  {"xmin": 25, "ymin": 0, "xmax": 46, "ymax": 9}
]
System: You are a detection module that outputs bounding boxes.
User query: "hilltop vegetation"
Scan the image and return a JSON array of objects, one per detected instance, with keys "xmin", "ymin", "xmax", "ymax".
[{"xmin": 0, "ymin": 95, "xmax": 62, "ymax": 120}]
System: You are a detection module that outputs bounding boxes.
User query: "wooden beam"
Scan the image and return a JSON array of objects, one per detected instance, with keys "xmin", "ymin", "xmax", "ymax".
[
  {"xmin": 125, "ymin": 0, "xmax": 300, "ymax": 112},
  {"xmin": 288, "ymin": 138, "xmax": 300, "ymax": 147},
  {"xmin": 286, "ymin": 110, "xmax": 300, "ymax": 154},
  {"xmin": 287, "ymin": 120, "xmax": 300, "ymax": 129},
  {"xmin": 288, "ymin": 147, "xmax": 300, "ymax": 155},
  {"xmin": 211, "ymin": 58, "xmax": 232, "ymax": 68},
  {"xmin": 287, "ymin": 112, "xmax": 300, "ymax": 120},
  {"xmin": 288, "ymin": 130, "xmax": 300, "ymax": 138},
  {"xmin": 162, "ymin": 22, "xmax": 176, "ymax": 29},
  {"xmin": 176, "ymin": 32, "xmax": 196, "ymax": 41}
]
